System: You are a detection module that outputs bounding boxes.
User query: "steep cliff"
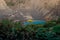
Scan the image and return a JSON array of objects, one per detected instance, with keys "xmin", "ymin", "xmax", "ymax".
[
  {"xmin": 1, "ymin": 0, "xmax": 60, "ymax": 20},
  {"xmin": 0, "ymin": 0, "xmax": 14, "ymax": 19}
]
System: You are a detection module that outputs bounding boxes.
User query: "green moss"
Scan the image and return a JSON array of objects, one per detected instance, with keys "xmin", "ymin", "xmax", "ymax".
[
  {"xmin": 7, "ymin": 2, "xmax": 15, "ymax": 6},
  {"xmin": 53, "ymin": 25, "xmax": 60, "ymax": 33}
]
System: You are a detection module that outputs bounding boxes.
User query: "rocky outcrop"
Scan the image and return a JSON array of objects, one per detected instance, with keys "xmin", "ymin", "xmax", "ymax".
[
  {"xmin": 11, "ymin": 0, "xmax": 60, "ymax": 20},
  {"xmin": 0, "ymin": 0, "xmax": 60, "ymax": 20},
  {"xmin": 0, "ymin": 0, "xmax": 14, "ymax": 19}
]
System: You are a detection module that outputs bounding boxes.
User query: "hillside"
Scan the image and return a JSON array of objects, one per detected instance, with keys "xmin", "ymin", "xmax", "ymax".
[
  {"xmin": 0, "ymin": 0, "xmax": 14, "ymax": 19},
  {"xmin": 0, "ymin": 0, "xmax": 60, "ymax": 20}
]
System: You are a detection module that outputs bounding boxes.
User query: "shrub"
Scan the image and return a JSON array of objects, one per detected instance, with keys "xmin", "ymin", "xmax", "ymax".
[
  {"xmin": 0, "ymin": 19, "xmax": 60, "ymax": 40},
  {"xmin": 56, "ymin": 17, "xmax": 60, "ymax": 24},
  {"xmin": 25, "ymin": 24, "xmax": 44, "ymax": 32},
  {"xmin": 0, "ymin": 19, "xmax": 13, "ymax": 27},
  {"xmin": 44, "ymin": 20, "xmax": 56, "ymax": 28},
  {"xmin": 53, "ymin": 25, "xmax": 60, "ymax": 34},
  {"xmin": 14, "ymin": 21, "xmax": 22, "ymax": 31}
]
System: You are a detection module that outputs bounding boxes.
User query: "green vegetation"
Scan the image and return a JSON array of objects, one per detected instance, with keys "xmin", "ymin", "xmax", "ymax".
[
  {"xmin": 0, "ymin": 18, "xmax": 60, "ymax": 40},
  {"xmin": 6, "ymin": 0, "xmax": 25, "ymax": 6},
  {"xmin": 19, "ymin": 0, "xmax": 25, "ymax": 4},
  {"xmin": 6, "ymin": 2, "xmax": 15, "ymax": 6}
]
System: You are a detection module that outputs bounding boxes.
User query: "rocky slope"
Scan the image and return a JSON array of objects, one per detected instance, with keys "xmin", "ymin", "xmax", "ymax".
[
  {"xmin": 0, "ymin": 0, "xmax": 14, "ymax": 19},
  {"xmin": 0, "ymin": 0, "xmax": 60, "ymax": 20}
]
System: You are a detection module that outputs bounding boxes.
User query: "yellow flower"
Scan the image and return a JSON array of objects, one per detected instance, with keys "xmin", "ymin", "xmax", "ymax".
[{"xmin": 27, "ymin": 20, "xmax": 33, "ymax": 22}]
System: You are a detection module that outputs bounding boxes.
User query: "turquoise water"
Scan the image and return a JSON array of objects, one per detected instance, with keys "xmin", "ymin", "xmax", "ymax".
[{"xmin": 24, "ymin": 20, "xmax": 46, "ymax": 25}]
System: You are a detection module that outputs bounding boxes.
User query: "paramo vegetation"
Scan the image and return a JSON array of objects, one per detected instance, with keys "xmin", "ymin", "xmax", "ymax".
[{"xmin": 0, "ymin": 18, "xmax": 60, "ymax": 40}]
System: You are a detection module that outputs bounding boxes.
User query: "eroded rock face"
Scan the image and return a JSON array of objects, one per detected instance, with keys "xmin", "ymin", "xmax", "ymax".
[
  {"xmin": 0, "ymin": 0, "xmax": 60, "ymax": 20},
  {"xmin": 0, "ymin": 0, "xmax": 11, "ymax": 10},
  {"xmin": 0, "ymin": 0, "xmax": 14, "ymax": 19},
  {"xmin": 11, "ymin": 0, "xmax": 60, "ymax": 20},
  {"xmin": 19, "ymin": 0, "xmax": 60, "ymax": 20}
]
